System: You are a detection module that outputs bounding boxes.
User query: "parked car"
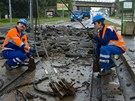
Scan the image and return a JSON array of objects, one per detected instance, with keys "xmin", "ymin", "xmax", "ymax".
[
  {"xmin": 70, "ymin": 10, "xmax": 83, "ymax": 22},
  {"xmin": 81, "ymin": 11, "xmax": 90, "ymax": 19}
]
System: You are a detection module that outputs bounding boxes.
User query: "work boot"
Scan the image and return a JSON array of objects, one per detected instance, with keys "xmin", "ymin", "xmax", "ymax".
[
  {"xmin": 18, "ymin": 59, "xmax": 29, "ymax": 67},
  {"xmin": 3, "ymin": 62, "xmax": 13, "ymax": 71},
  {"xmin": 109, "ymin": 58, "xmax": 116, "ymax": 68},
  {"xmin": 98, "ymin": 69, "xmax": 112, "ymax": 77},
  {"xmin": 20, "ymin": 62, "xmax": 29, "ymax": 66},
  {"xmin": 109, "ymin": 63, "xmax": 116, "ymax": 68}
]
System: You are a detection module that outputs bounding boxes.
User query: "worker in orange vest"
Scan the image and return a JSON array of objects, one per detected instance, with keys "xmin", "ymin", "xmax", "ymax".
[
  {"xmin": 1, "ymin": 18, "xmax": 36, "ymax": 70},
  {"xmin": 92, "ymin": 14, "xmax": 126, "ymax": 76}
]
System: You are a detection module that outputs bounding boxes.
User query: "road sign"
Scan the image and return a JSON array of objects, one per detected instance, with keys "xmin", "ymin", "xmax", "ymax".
[
  {"xmin": 57, "ymin": 3, "xmax": 68, "ymax": 10},
  {"xmin": 119, "ymin": 0, "xmax": 125, "ymax": 1},
  {"xmin": 124, "ymin": 2, "xmax": 132, "ymax": 9}
]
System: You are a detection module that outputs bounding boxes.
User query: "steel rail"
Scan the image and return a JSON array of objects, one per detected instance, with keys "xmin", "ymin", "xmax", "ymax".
[{"xmin": 0, "ymin": 70, "xmax": 29, "ymax": 96}]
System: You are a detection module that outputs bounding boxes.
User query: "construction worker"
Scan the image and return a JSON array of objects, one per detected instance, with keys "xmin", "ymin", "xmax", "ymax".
[
  {"xmin": 92, "ymin": 14, "xmax": 126, "ymax": 76},
  {"xmin": 1, "ymin": 18, "xmax": 36, "ymax": 70}
]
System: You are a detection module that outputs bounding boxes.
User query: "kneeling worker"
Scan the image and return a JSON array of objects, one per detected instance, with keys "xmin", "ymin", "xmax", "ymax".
[
  {"xmin": 1, "ymin": 18, "xmax": 35, "ymax": 70},
  {"xmin": 92, "ymin": 14, "xmax": 126, "ymax": 76}
]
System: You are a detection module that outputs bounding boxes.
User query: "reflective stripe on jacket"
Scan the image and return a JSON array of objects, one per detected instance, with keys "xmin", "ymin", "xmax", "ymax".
[
  {"xmin": 2, "ymin": 27, "xmax": 30, "ymax": 53},
  {"xmin": 98, "ymin": 25, "xmax": 126, "ymax": 51}
]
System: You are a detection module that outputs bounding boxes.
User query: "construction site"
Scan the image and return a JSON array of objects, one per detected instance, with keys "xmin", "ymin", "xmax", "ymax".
[{"xmin": 0, "ymin": 0, "xmax": 135, "ymax": 101}]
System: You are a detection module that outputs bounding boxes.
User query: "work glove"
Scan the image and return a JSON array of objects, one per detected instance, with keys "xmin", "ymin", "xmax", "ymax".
[{"xmin": 29, "ymin": 47, "xmax": 36, "ymax": 53}]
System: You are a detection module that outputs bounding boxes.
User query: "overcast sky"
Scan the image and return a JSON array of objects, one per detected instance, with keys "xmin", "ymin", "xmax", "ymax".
[{"xmin": 76, "ymin": 0, "xmax": 115, "ymax": 2}]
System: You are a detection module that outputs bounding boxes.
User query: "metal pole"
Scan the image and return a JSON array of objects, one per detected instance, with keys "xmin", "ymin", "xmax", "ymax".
[
  {"xmin": 9, "ymin": 0, "xmax": 12, "ymax": 23},
  {"xmin": 0, "ymin": 12, "xmax": 1, "ymax": 21},
  {"xmin": 121, "ymin": 1, "xmax": 124, "ymax": 34},
  {"xmin": 30, "ymin": 0, "xmax": 33, "ymax": 27},
  {"xmin": 62, "ymin": 4, "xmax": 64, "ymax": 18},
  {"xmin": 118, "ymin": 0, "xmax": 120, "ymax": 17},
  {"xmin": 132, "ymin": 0, "xmax": 134, "ymax": 22}
]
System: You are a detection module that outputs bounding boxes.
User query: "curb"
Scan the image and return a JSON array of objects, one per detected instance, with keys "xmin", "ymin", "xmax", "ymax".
[{"xmin": 121, "ymin": 52, "xmax": 135, "ymax": 82}]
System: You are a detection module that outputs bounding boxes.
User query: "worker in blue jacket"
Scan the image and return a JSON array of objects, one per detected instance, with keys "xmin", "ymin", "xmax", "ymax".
[
  {"xmin": 92, "ymin": 14, "xmax": 126, "ymax": 76},
  {"xmin": 1, "ymin": 18, "xmax": 36, "ymax": 70}
]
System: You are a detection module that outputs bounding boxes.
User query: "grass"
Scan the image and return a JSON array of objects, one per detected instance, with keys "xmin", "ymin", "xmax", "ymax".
[
  {"xmin": 110, "ymin": 15, "xmax": 133, "ymax": 21},
  {"xmin": 0, "ymin": 16, "xmax": 70, "ymax": 27},
  {"xmin": 38, "ymin": 16, "xmax": 70, "ymax": 22},
  {"xmin": 0, "ymin": 18, "xmax": 19, "ymax": 26},
  {"xmin": 110, "ymin": 16, "xmax": 121, "ymax": 20},
  {"xmin": 105, "ymin": 20, "xmax": 120, "ymax": 27}
]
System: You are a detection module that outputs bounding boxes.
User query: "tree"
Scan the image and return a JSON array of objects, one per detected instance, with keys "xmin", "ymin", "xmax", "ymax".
[
  {"xmin": 0, "ymin": 0, "xmax": 72, "ymax": 18},
  {"xmin": 0, "ymin": 0, "xmax": 8, "ymax": 18},
  {"xmin": 12, "ymin": 0, "xmax": 29, "ymax": 18}
]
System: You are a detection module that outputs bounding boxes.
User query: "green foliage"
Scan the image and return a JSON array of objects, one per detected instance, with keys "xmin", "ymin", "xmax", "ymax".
[
  {"xmin": 0, "ymin": 0, "xmax": 8, "ymax": 18},
  {"xmin": 57, "ymin": 10, "xmax": 70, "ymax": 17},
  {"xmin": 12, "ymin": 0, "xmax": 28, "ymax": 18},
  {"xmin": 0, "ymin": 0, "xmax": 72, "ymax": 18}
]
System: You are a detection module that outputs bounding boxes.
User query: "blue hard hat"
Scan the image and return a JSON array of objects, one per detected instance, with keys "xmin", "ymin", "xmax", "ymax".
[
  {"xmin": 92, "ymin": 14, "xmax": 105, "ymax": 24},
  {"xmin": 17, "ymin": 18, "xmax": 28, "ymax": 26}
]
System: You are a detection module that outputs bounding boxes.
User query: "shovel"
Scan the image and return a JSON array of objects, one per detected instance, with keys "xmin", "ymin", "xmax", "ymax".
[{"xmin": 28, "ymin": 56, "xmax": 36, "ymax": 72}]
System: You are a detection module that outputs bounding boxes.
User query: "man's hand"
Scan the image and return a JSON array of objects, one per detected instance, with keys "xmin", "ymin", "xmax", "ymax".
[{"xmin": 29, "ymin": 55, "xmax": 34, "ymax": 59}]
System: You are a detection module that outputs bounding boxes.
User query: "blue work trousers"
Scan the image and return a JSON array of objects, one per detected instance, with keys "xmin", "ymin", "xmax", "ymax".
[
  {"xmin": 99, "ymin": 45, "xmax": 124, "ymax": 70},
  {"xmin": 2, "ymin": 50, "xmax": 27, "ymax": 66}
]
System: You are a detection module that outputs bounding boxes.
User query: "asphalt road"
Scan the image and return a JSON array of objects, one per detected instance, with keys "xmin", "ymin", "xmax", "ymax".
[{"xmin": 0, "ymin": 25, "xmax": 15, "ymax": 33}]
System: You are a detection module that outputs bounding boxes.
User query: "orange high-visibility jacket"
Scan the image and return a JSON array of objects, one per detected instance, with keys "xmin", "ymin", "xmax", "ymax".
[
  {"xmin": 2, "ymin": 27, "xmax": 30, "ymax": 53},
  {"xmin": 98, "ymin": 25, "xmax": 126, "ymax": 51}
]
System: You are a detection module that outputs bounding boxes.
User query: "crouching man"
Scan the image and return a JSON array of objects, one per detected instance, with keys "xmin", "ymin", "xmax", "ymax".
[
  {"xmin": 92, "ymin": 14, "xmax": 126, "ymax": 76},
  {"xmin": 1, "ymin": 18, "xmax": 35, "ymax": 70}
]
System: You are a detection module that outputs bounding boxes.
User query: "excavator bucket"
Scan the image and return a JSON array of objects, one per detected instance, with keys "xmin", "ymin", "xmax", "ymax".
[{"xmin": 28, "ymin": 58, "xmax": 36, "ymax": 72}]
